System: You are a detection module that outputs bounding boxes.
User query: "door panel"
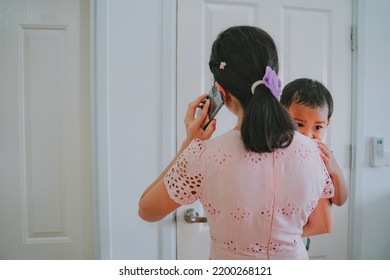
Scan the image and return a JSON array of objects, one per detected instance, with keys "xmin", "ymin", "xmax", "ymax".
[
  {"xmin": 0, "ymin": 0, "xmax": 93, "ymax": 259},
  {"xmin": 177, "ymin": 0, "xmax": 351, "ymax": 259}
]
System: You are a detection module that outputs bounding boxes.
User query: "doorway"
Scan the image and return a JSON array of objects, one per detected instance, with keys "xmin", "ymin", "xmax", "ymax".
[{"xmin": 176, "ymin": 0, "xmax": 352, "ymax": 259}]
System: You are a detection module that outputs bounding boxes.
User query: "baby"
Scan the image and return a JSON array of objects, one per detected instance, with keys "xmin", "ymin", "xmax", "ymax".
[{"xmin": 281, "ymin": 78, "xmax": 348, "ymax": 207}]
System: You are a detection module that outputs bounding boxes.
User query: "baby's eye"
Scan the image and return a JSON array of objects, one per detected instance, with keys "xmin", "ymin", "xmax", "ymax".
[
  {"xmin": 314, "ymin": 126, "xmax": 323, "ymax": 131},
  {"xmin": 296, "ymin": 123, "xmax": 304, "ymax": 128}
]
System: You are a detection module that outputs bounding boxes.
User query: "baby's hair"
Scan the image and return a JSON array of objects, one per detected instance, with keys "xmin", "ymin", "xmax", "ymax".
[
  {"xmin": 209, "ymin": 26, "xmax": 295, "ymax": 153},
  {"xmin": 281, "ymin": 78, "xmax": 334, "ymax": 119}
]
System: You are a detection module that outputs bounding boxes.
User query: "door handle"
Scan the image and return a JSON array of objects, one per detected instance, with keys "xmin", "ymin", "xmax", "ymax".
[{"xmin": 184, "ymin": 208, "xmax": 207, "ymax": 223}]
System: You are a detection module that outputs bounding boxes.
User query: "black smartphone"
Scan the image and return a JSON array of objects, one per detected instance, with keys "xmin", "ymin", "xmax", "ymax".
[{"xmin": 202, "ymin": 83, "xmax": 224, "ymax": 129}]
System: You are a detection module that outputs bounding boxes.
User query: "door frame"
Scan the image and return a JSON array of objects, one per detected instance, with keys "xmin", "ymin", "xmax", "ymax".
[
  {"xmin": 89, "ymin": 0, "xmax": 178, "ymax": 259},
  {"xmin": 348, "ymin": 0, "xmax": 364, "ymax": 260},
  {"xmin": 89, "ymin": 0, "xmax": 110, "ymax": 259}
]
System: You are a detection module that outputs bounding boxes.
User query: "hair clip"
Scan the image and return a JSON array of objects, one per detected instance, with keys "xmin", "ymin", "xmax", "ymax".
[
  {"xmin": 219, "ymin": 61, "xmax": 227, "ymax": 70},
  {"xmin": 251, "ymin": 66, "xmax": 282, "ymax": 100}
]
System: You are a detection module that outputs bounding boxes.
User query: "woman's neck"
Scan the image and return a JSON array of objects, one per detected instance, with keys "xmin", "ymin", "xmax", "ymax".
[
  {"xmin": 225, "ymin": 91, "xmax": 243, "ymax": 130},
  {"xmin": 234, "ymin": 110, "xmax": 243, "ymax": 130}
]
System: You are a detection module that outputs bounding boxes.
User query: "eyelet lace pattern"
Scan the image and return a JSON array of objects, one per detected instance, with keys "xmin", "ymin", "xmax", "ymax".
[
  {"xmin": 230, "ymin": 203, "xmax": 252, "ymax": 221},
  {"xmin": 208, "ymin": 146, "xmax": 233, "ymax": 169},
  {"xmin": 164, "ymin": 133, "xmax": 334, "ymax": 259},
  {"xmin": 243, "ymin": 152, "xmax": 270, "ymax": 169},
  {"xmin": 164, "ymin": 139, "xmax": 205, "ymax": 205}
]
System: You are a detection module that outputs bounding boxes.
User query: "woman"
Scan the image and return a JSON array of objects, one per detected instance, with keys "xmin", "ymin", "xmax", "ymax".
[{"xmin": 139, "ymin": 26, "xmax": 333, "ymax": 259}]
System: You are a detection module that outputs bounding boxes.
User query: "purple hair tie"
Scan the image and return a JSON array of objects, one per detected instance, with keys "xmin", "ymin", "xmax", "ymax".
[{"xmin": 251, "ymin": 66, "xmax": 282, "ymax": 100}]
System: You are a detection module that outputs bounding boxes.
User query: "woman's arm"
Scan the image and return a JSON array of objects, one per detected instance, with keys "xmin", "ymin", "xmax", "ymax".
[
  {"xmin": 303, "ymin": 198, "xmax": 333, "ymax": 237},
  {"xmin": 138, "ymin": 94, "xmax": 216, "ymax": 222},
  {"xmin": 138, "ymin": 139, "xmax": 191, "ymax": 222}
]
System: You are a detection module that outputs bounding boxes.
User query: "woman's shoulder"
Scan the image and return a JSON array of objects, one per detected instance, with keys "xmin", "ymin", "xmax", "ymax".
[
  {"xmin": 291, "ymin": 131, "xmax": 317, "ymax": 147},
  {"xmin": 206, "ymin": 130, "xmax": 242, "ymax": 148},
  {"xmin": 185, "ymin": 130, "xmax": 241, "ymax": 157},
  {"xmin": 282, "ymin": 131, "xmax": 320, "ymax": 157}
]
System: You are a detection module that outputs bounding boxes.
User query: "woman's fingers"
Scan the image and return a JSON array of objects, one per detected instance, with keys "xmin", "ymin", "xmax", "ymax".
[
  {"xmin": 202, "ymin": 119, "xmax": 217, "ymax": 138},
  {"xmin": 185, "ymin": 94, "xmax": 208, "ymax": 122},
  {"xmin": 185, "ymin": 93, "xmax": 210, "ymax": 128}
]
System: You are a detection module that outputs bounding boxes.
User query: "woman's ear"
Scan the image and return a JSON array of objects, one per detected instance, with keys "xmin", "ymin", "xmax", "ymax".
[{"xmin": 215, "ymin": 81, "xmax": 228, "ymax": 101}]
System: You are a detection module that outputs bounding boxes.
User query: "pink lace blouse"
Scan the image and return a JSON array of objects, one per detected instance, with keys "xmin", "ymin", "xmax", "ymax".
[{"xmin": 164, "ymin": 130, "xmax": 334, "ymax": 260}]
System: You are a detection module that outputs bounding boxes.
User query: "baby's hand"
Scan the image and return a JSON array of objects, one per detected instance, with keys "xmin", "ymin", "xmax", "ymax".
[
  {"xmin": 315, "ymin": 140, "xmax": 349, "ymax": 206},
  {"xmin": 316, "ymin": 141, "xmax": 339, "ymax": 176}
]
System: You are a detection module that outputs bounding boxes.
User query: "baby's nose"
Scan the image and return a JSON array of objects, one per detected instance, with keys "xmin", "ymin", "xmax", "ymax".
[{"xmin": 301, "ymin": 129, "xmax": 313, "ymax": 139}]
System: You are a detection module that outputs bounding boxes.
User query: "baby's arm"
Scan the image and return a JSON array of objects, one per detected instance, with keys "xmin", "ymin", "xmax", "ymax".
[
  {"xmin": 317, "ymin": 142, "xmax": 349, "ymax": 206},
  {"xmin": 303, "ymin": 198, "xmax": 333, "ymax": 237}
]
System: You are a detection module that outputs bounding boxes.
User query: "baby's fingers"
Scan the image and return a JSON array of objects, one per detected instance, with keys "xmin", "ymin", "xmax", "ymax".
[{"xmin": 317, "ymin": 142, "xmax": 331, "ymax": 157}]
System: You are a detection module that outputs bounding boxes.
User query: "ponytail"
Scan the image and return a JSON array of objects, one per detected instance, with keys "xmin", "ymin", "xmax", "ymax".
[{"xmin": 241, "ymin": 86, "xmax": 295, "ymax": 153}]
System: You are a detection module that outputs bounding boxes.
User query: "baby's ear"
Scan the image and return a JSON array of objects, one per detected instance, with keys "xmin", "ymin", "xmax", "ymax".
[{"xmin": 326, "ymin": 118, "xmax": 331, "ymax": 127}]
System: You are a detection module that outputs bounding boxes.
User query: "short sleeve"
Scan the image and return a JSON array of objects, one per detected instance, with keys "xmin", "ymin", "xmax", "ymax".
[
  {"xmin": 321, "ymin": 165, "xmax": 334, "ymax": 199},
  {"xmin": 164, "ymin": 139, "xmax": 205, "ymax": 205}
]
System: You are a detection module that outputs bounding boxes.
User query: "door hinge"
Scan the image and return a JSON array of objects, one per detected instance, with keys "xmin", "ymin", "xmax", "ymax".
[
  {"xmin": 349, "ymin": 144, "xmax": 354, "ymax": 169},
  {"xmin": 351, "ymin": 25, "xmax": 357, "ymax": 52}
]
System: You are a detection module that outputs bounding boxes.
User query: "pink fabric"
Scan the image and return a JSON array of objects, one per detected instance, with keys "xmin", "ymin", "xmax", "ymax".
[{"xmin": 164, "ymin": 130, "xmax": 334, "ymax": 260}]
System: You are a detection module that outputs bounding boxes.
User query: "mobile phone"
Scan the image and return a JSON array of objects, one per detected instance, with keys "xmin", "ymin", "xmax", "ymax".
[{"xmin": 202, "ymin": 83, "xmax": 224, "ymax": 129}]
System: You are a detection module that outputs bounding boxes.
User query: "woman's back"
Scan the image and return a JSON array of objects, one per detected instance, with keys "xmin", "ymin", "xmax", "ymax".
[{"xmin": 165, "ymin": 131, "xmax": 333, "ymax": 259}]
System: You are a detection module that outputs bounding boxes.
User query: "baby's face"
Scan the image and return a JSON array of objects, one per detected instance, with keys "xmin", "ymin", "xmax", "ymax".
[{"xmin": 287, "ymin": 103, "xmax": 330, "ymax": 141}]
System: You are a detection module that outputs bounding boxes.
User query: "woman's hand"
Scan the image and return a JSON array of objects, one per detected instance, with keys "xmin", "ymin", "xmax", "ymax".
[{"xmin": 184, "ymin": 93, "xmax": 216, "ymax": 143}]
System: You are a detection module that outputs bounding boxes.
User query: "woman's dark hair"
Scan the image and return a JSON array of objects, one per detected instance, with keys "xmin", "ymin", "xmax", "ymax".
[
  {"xmin": 209, "ymin": 26, "xmax": 295, "ymax": 153},
  {"xmin": 280, "ymin": 78, "xmax": 334, "ymax": 119}
]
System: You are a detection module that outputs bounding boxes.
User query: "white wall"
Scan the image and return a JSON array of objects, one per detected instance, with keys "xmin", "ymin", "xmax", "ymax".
[
  {"xmin": 94, "ymin": 0, "xmax": 390, "ymax": 259},
  {"xmin": 351, "ymin": 0, "xmax": 390, "ymax": 259}
]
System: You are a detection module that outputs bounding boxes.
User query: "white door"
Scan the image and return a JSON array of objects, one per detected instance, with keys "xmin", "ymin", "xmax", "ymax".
[
  {"xmin": 0, "ymin": 0, "xmax": 93, "ymax": 259},
  {"xmin": 177, "ymin": 0, "xmax": 351, "ymax": 259}
]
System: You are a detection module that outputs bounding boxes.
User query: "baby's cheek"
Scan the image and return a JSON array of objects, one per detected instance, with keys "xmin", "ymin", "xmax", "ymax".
[{"xmin": 296, "ymin": 127, "xmax": 308, "ymax": 136}]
